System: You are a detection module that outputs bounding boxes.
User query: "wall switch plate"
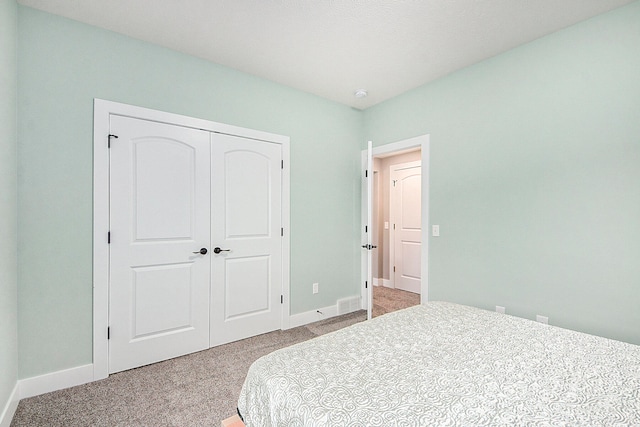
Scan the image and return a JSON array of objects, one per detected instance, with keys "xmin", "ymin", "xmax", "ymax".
[
  {"xmin": 536, "ymin": 315, "xmax": 548, "ymax": 324},
  {"xmin": 432, "ymin": 225, "xmax": 440, "ymax": 237},
  {"xmin": 496, "ymin": 306, "xmax": 505, "ymax": 314},
  {"xmin": 384, "ymin": 221, "xmax": 389, "ymax": 230},
  {"xmin": 313, "ymin": 283, "xmax": 319, "ymax": 294}
]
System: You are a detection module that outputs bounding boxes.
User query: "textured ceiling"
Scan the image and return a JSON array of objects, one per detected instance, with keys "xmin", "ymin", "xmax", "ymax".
[{"xmin": 18, "ymin": 0, "xmax": 635, "ymax": 109}]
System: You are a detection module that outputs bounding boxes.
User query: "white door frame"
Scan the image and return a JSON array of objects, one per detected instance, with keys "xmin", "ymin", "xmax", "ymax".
[
  {"xmin": 360, "ymin": 135, "xmax": 430, "ymax": 313},
  {"xmin": 93, "ymin": 99, "xmax": 291, "ymax": 381}
]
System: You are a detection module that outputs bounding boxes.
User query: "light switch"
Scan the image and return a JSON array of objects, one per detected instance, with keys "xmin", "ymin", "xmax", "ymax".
[
  {"xmin": 384, "ymin": 221, "xmax": 389, "ymax": 230},
  {"xmin": 432, "ymin": 225, "xmax": 440, "ymax": 237}
]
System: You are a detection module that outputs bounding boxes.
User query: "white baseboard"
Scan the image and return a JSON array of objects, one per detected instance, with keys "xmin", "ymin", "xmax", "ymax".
[
  {"xmin": 373, "ymin": 278, "xmax": 393, "ymax": 288},
  {"xmin": 19, "ymin": 364, "xmax": 94, "ymax": 400},
  {"xmin": 287, "ymin": 294, "xmax": 363, "ymax": 329},
  {"xmin": 287, "ymin": 304, "xmax": 338, "ymax": 329},
  {"xmin": 0, "ymin": 383, "xmax": 19, "ymax": 427}
]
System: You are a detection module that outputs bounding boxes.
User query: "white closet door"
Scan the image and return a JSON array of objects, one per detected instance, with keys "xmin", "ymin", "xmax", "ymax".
[
  {"xmin": 109, "ymin": 116, "xmax": 211, "ymax": 373},
  {"xmin": 210, "ymin": 133, "xmax": 282, "ymax": 347}
]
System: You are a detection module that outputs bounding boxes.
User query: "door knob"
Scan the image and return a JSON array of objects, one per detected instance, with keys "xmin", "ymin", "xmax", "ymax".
[
  {"xmin": 192, "ymin": 248, "xmax": 208, "ymax": 255},
  {"xmin": 213, "ymin": 247, "xmax": 231, "ymax": 254}
]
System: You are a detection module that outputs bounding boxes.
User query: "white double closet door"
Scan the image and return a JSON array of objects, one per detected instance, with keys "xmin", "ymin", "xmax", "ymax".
[{"xmin": 109, "ymin": 116, "xmax": 282, "ymax": 374}]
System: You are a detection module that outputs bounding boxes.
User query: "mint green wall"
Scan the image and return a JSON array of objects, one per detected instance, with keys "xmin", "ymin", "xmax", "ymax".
[
  {"xmin": 0, "ymin": 0, "xmax": 19, "ymax": 412},
  {"xmin": 16, "ymin": 0, "xmax": 640, "ymax": 382},
  {"xmin": 17, "ymin": 6, "xmax": 363, "ymax": 378},
  {"xmin": 365, "ymin": 2, "xmax": 640, "ymax": 344}
]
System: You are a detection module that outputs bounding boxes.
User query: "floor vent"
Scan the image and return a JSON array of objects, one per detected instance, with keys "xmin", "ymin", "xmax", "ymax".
[{"xmin": 337, "ymin": 296, "xmax": 361, "ymax": 315}]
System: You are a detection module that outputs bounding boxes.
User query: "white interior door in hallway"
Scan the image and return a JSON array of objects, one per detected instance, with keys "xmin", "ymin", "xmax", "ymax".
[
  {"xmin": 108, "ymin": 115, "xmax": 283, "ymax": 373},
  {"xmin": 391, "ymin": 161, "xmax": 422, "ymax": 294}
]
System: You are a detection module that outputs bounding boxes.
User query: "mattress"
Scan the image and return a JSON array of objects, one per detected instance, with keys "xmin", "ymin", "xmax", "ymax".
[{"xmin": 238, "ymin": 302, "xmax": 640, "ymax": 426}]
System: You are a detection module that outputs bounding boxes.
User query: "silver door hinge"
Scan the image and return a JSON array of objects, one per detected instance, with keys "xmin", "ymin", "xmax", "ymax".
[
  {"xmin": 281, "ymin": 160, "xmax": 284, "ymax": 169},
  {"xmin": 394, "ymin": 266, "xmax": 396, "ymax": 272},
  {"xmin": 107, "ymin": 327, "xmax": 110, "ymax": 340},
  {"xmin": 365, "ymin": 281, "xmax": 368, "ymax": 289},
  {"xmin": 281, "ymin": 228, "xmax": 284, "ymax": 237},
  {"xmin": 108, "ymin": 231, "xmax": 111, "ymax": 244},
  {"xmin": 365, "ymin": 169, "xmax": 368, "ymax": 178},
  {"xmin": 281, "ymin": 295, "xmax": 283, "ymax": 304}
]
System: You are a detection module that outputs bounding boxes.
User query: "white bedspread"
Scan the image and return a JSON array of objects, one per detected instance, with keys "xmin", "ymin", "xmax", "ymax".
[{"xmin": 238, "ymin": 302, "xmax": 640, "ymax": 426}]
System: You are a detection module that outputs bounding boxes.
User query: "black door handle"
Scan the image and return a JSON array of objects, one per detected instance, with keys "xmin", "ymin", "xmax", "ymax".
[
  {"xmin": 213, "ymin": 247, "xmax": 231, "ymax": 254},
  {"xmin": 192, "ymin": 248, "xmax": 208, "ymax": 255}
]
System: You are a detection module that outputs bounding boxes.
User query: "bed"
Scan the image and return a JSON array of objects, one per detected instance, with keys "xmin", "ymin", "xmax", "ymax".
[{"xmin": 238, "ymin": 302, "xmax": 640, "ymax": 426}]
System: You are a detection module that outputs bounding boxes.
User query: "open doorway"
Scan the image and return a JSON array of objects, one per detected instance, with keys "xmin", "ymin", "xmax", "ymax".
[
  {"xmin": 361, "ymin": 135, "xmax": 430, "ymax": 320},
  {"xmin": 372, "ymin": 151, "xmax": 421, "ymax": 317}
]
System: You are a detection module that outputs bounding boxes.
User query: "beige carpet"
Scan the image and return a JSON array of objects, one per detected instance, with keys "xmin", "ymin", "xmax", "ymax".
[
  {"xmin": 372, "ymin": 285, "xmax": 420, "ymax": 318},
  {"xmin": 11, "ymin": 311, "xmax": 366, "ymax": 427},
  {"xmin": 13, "ymin": 288, "xmax": 418, "ymax": 427}
]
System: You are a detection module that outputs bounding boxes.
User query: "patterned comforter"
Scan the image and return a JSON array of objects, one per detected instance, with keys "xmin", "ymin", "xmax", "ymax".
[{"xmin": 238, "ymin": 302, "xmax": 640, "ymax": 426}]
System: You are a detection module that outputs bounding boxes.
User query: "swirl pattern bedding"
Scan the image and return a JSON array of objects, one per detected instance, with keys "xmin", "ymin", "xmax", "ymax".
[{"xmin": 238, "ymin": 302, "xmax": 640, "ymax": 426}]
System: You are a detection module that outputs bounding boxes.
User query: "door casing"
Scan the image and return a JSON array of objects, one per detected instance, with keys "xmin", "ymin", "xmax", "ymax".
[
  {"xmin": 93, "ymin": 99, "xmax": 291, "ymax": 381},
  {"xmin": 360, "ymin": 135, "xmax": 430, "ymax": 316}
]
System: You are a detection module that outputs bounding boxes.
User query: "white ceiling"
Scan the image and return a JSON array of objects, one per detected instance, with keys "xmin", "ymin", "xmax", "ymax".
[{"xmin": 18, "ymin": 0, "xmax": 635, "ymax": 109}]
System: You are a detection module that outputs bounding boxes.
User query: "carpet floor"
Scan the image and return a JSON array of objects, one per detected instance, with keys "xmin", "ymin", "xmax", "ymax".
[
  {"xmin": 372, "ymin": 285, "xmax": 420, "ymax": 318},
  {"xmin": 12, "ymin": 288, "xmax": 419, "ymax": 426},
  {"xmin": 11, "ymin": 311, "xmax": 365, "ymax": 427}
]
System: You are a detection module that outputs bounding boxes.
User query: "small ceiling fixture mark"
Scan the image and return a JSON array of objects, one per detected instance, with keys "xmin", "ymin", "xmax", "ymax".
[{"xmin": 354, "ymin": 89, "xmax": 368, "ymax": 98}]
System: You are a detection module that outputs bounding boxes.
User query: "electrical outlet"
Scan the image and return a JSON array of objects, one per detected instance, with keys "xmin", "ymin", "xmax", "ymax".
[
  {"xmin": 313, "ymin": 283, "xmax": 319, "ymax": 294},
  {"xmin": 495, "ymin": 306, "xmax": 505, "ymax": 314},
  {"xmin": 536, "ymin": 315, "xmax": 548, "ymax": 324}
]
